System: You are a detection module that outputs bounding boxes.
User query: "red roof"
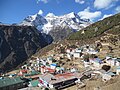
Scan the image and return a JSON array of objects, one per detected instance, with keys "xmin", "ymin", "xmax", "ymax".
[
  {"xmin": 41, "ymin": 66, "xmax": 55, "ymax": 73},
  {"xmin": 21, "ymin": 69, "xmax": 27, "ymax": 73},
  {"xmin": 55, "ymin": 73, "xmax": 74, "ymax": 78}
]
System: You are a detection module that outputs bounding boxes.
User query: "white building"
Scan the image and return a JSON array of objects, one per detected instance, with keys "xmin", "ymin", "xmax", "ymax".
[
  {"xmin": 91, "ymin": 58, "xmax": 102, "ymax": 69},
  {"xmin": 106, "ymin": 58, "xmax": 115, "ymax": 66},
  {"xmin": 67, "ymin": 54, "xmax": 72, "ymax": 59},
  {"xmin": 84, "ymin": 61, "xmax": 90, "ymax": 67},
  {"xmin": 73, "ymin": 52, "xmax": 80, "ymax": 58},
  {"xmin": 106, "ymin": 58, "xmax": 120, "ymax": 66},
  {"xmin": 116, "ymin": 66, "xmax": 120, "ymax": 75}
]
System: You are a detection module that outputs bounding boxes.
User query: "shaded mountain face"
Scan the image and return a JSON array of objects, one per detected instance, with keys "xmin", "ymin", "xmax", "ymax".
[
  {"xmin": 49, "ymin": 26, "xmax": 74, "ymax": 41},
  {"xmin": 0, "ymin": 25, "xmax": 48, "ymax": 72},
  {"xmin": 19, "ymin": 12, "xmax": 91, "ymax": 41}
]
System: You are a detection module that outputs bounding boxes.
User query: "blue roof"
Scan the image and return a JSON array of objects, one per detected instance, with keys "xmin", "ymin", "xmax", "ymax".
[
  {"xmin": 107, "ymin": 72, "xmax": 116, "ymax": 76},
  {"xmin": 94, "ymin": 58, "xmax": 102, "ymax": 63},
  {"xmin": 51, "ymin": 63, "xmax": 57, "ymax": 66}
]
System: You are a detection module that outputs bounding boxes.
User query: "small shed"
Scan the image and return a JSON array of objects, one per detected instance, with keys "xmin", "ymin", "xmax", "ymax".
[
  {"xmin": 75, "ymin": 48, "xmax": 82, "ymax": 53},
  {"xmin": 102, "ymin": 72, "xmax": 115, "ymax": 81},
  {"xmin": 102, "ymin": 73, "xmax": 111, "ymax": 81},
  {"xmin": 47, "ymin": 56, "xmax": 53, "ymax": 64}
]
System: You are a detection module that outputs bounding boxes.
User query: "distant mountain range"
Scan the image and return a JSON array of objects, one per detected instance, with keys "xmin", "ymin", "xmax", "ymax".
[{"xmin": 19, "ymin": 11, "xmax": 91, "ymax": 41}]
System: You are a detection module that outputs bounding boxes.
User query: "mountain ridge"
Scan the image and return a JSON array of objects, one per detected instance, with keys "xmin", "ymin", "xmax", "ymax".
[
  {"xmin": 68, "ymin": 13, "xmax": 120, "ymax": 40},
  {"xmin": 19, "ymin": 12, "xmax": 91, "ymax": 31},
  {"xmin": 19, "ymin": 11, "xmax": 91, "ymax": 41},
  {"xmin": 0, "ymin": 25, "xmax": 49, "ymax": 72}
]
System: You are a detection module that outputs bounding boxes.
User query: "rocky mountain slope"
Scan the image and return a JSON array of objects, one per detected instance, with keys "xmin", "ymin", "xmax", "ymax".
[
  {"xmin": 19, "ymin": 11, "xmax": 91, "ymax": 41},
  {"xmin": 0, "ymin": 25, "xmax": 48, "ymax": 72}
]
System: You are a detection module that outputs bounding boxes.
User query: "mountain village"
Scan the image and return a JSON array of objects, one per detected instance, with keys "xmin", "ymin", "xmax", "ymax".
[
  {"xmin": 0, "ymin": 38, "xmax": 120, "ymax": 90},
  {"xmin": 0, "ymin": 0, "xmax": 120, "ymax": 90}
]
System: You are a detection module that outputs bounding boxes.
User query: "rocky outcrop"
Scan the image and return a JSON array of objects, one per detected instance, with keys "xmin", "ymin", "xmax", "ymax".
[
  {"xmin": 49, "ymin": 26, "xmax": 74, "ymax": 41},
  {"xmin": 0, "ymin": 25, "xmax": 48, "ymax": 72}
]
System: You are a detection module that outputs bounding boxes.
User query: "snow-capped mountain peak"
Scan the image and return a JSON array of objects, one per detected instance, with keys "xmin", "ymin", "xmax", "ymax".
[
  {"xmin": 19, "ymin": 11, "xmax": 91, "ymax": 34},
  {"xmin": 46, "ymin": 13, "xmax": 56, "ymax": 17},
  {"xmin": 65, "ymin": 12, "xmax": 77, "ymax": 18},
  {"xmin": 31, "ymin": 14, "xmax": 37, "ymax": 21},
  {"xmin": 19, "ymin": 12, "xmax": 47, "ymax": 26}
]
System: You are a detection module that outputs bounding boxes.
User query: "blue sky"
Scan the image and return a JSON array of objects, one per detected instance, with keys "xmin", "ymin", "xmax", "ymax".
[{"xmin": 0, "ymin": 0, "xmax": 120, "ymax": 24}]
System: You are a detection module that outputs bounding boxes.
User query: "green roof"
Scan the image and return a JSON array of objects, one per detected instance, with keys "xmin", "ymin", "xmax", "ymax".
[
  {"xmin": 30, "ymin": 80, "xmax": 39, "ymax": 87},
  {"xmin": 0, "ymin": 77, "xmax": 24, "ymax": 88},
  {"xmin": 30, "ymin": 71, "xmax": 40, "ymax": 75}
]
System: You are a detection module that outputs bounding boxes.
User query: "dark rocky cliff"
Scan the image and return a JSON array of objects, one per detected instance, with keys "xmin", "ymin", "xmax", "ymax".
[{"xmin": 0, "ymin": 25, "xmax": 48, "ymax": 72}]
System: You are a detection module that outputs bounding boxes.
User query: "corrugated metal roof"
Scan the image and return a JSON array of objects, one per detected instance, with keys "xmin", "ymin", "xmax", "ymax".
[
  {"xmin": 39, "ymin": 73, "xmax": 82, "ymax": 85},
  {"xmin": 106, "ymin": 72, "xmax": 116, "ymax": 76},
  {"xmin": 30, "ymin": 80, "xmax": 39, "ymax": 87},
  {"xmin": 117, "ymin": 66, "xmax": 120, "ymax": 69},
  {"xmin": 0, "ymin": 77, "xmax": 24, "ymax": 88},
  {"xmin": 40, "ymin": 73, "xmax": 54, "ymax": 83}
]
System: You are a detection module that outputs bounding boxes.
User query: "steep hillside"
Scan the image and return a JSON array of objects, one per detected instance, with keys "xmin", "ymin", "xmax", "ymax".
[
  {"xmin": 49, "ymin": 26, "xmax": 74, "ymax": 41},
  {"xmin": 68, "ymin": 13, "xmax": 120, "ymax": 40},
  {"xmin": 0, "ymin": 25, "xmax": 48, "ymax": 72}
]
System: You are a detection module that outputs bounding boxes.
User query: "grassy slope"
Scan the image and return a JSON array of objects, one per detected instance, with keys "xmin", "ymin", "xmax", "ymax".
[{"xmin": 68, "ymin": 13, "xmax": 120, "ymax": 40}]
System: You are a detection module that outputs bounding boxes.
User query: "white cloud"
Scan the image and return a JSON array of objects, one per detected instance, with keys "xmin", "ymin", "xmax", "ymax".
[
  {"xmin": 37, "ymin": 0, "xmax": 48, "ymax": 4},
  {"xmin": 115, "ymin": 6, "xmax": 120, "ymax": 13},
  {"xmin": 94, "ymin": 0, "xmax": 117, "ymax": 9},
  {"xmin": 38, "ymin": 10, "xmax": 43, "ymax": 15},
  {"xmin": 78, "ymin": 7, "xmax": 102, "ymax": 20},
  {"xmin": 75, "ymin": 0, "xmax": 85, "ymax": 4},
  {"xmin": 100, "ymin": 14, "xmax": 113, "ymax": 20}
]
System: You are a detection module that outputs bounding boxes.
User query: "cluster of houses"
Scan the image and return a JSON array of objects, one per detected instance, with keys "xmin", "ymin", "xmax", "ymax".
[
  {"xmin": 63, "ymin": 44, "xmax": 120, "ymax": 83},
  {"xmin": 66, "ymin": 45, "xmax": 98, "ymax": 59},
  {"xmin": 0, "ymin": 44, "xmax": 120, "ymax": 90}
]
